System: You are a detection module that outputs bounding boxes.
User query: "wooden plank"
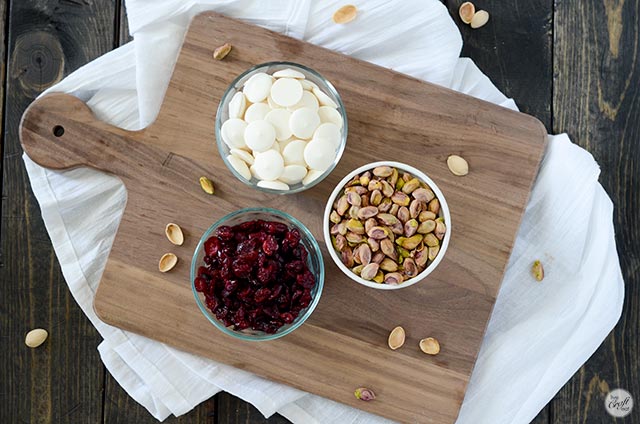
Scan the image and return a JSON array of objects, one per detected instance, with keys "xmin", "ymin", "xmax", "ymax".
[
  {"xmin": 552, "ymin": 0, "xmax": 640, "ymax": 422},
  {"xmin": 103, "ymin": 375, "xmax": 216, "ymax": 423},
  {"xmin": 0, "ymin": 0, "xmax": 6, "ymax": 190},
  {"xmin": 217, "ymin": 393, "xmax": 290, "ymax": 424},
  {"xmin": 0, "ymin": 0, "xmax": 116, "ymax": 422},
  {"xmin": 118, "ymin": 0, "xmax": 131, "ymax": 45},
  {"xmin": 444, "ymin": 0, "xmax": 553, "ymax": 129},
  {"xmin": 19, "ymin": 12, "xmax": 546, "ymax": 424}
]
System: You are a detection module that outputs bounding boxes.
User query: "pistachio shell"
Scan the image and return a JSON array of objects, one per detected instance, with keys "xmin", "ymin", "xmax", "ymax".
[
  {"xmin": 25, "ymin": 328, "xmax": 48, "ymax": 348},
  {"xmin": 419, "ymin": 337, "xmax": 440, "ymax": 355},
  {"xmin": 470, "ymin": 10, "xmax": 490, "ymax": 29},
  {"xmin": 459, "ymin": 1, "xmax": 475, "ymax": 24},
  {"xmin": 388, "ymin": 326, "xmax": 406, "ymax": 350},
  {"xmin": 333, "ymin": 4, "xmax": 358, "ymax": 24},
  {"xmin": 165, "ymin": 223, "xmax": 184, "ymax": 246},
  {"xmin": 447, "ymin": 154, "xmax": 470, "ymax": 175},
  {"xmin": 159, "ymin": 253, "xmax": 178, "ymax": 272}
]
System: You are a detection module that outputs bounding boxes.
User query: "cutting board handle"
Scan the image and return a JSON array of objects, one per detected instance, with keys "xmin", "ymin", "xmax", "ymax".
[{"xmin": 20, "ymin": 93, "xmax": 137, "ymax": 172}]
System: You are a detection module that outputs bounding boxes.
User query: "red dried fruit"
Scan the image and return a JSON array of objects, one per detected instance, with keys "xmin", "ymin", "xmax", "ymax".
[{"xmin": 196, "ymin": 220, "xmax": 315, "ymax": 334}]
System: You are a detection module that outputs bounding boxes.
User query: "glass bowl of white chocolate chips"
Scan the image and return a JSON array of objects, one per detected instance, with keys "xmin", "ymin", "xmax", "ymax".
[{"xmin": 215, "ymin": 62, "xmax": 347, "ymax": 194}]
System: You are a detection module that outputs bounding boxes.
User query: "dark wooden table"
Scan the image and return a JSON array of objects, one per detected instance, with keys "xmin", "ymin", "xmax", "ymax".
[{"xmin": 1, "ymin": 1, "xmax": 638, "ymax": 423}]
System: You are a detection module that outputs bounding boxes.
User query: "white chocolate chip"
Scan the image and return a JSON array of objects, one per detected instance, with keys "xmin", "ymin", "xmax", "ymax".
[
  {"xmin": 249, "ymin": 165, "xmax": 260, "ymax": 179},
  {"xmin": 312, "ymin": 122, "xmax": 342, "ymax": 149},
  {"xmin": 244, "ymin": 102, "xmax": 271, "ymax": 122},
  {"xmin": 312, "ymin": 86, "xmax": 338, "ymax": 108},
  {"xmin": 289, "ymin": 107, "xmax": 320, "ymax": 139},
  {"xmin": 267, "ymin": 94, "xmax": 283, "ymax": 109},
  {"xmin": 257, "ymin": 180, "xmax": 290, "ymax": 191},
  {"xmin": 318, "ymin": 106, "xmax": 343, "ymax": 129},
  {"xmin": 304, "ymin": 139, "xmax": 334, "ymax": 171},
  {"xmin": 227, "ymin": 154, "xmax": 252, "ymax": 180},
  {"xmin": 279, "ymin": 165, "xmax": 308, "ymax": 185},
  {"xmin": 244, "ymin": 120, "xmax": 276, "ymax": 152},
  {"xmin": 270, "ymin": 78, "xmax": 303, "ymax": 107},
  {"xmin": 243, "ymin": 72, "xmax": 273, "ymax": 103},
  {"xmin": 265, "ymin": 109, "xmax": 293, "ymax": 141},
  {"xmin": 220, "ymin": 118, "xmax": 247, "ymax": 149},
  {"xmin": 253, "ymin": 149, "xmax": 285, "ymax": 181},
  {"xmin": 278, "ymin": 137, "xmax": 296, "ymax": 151},
  {"xmin": 300, "ymin": 79, "xmax": 319, "ymax": 91},
  {"xmin": 273, "ymin": 68, "xmax": 306, "ymax": 79},
  {"xmin": 230, "ymin": 148, "xmax": 254, "ymax": 165},
  {"xmin": 228, "ymin": 92, "xmax": 247, "ymax": 119},
  {"xmin": 302, "ymin": 169, "xmax": 324, "ymax": 185},
  {"xmin": 288, "ymin": 90, "xmax": 319, "ymax": 111},
  {"xmin": 282, "ymin": 139, "xmax": 307, "ymax": 166}
]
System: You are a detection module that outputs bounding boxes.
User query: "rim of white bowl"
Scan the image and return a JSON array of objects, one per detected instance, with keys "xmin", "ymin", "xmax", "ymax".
[{"xmin": 323, "ymin": 161, "xmax": 452, "ymax": 290}]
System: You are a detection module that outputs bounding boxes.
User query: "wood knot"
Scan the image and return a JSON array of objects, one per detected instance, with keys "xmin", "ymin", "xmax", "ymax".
[{"xmin": 11, "ymin": 31, "xmax": 64, "ymax": 96}]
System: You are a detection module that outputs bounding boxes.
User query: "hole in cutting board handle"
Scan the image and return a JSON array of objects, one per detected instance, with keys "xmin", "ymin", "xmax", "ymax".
[{"xmin": 52, "ymin": 125, "xmax": 64, "ymax": 137}]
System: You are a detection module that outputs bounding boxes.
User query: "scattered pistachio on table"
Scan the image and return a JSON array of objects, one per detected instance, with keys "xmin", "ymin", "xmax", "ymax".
[
  {"xmin": 532, "ymin": 260, "xmax": 545, "ymax": 281},
  {"xmin": 159, "ymin": 253, "xmax": 178, "ymax": 272},
  {"xmin": 388, "ymin": 326, "xmax": 406, "ymax": 350},
  {"xmin": 419, "ymin": 337, "xmax": 440, "ymax": 355},
  {"xmin": 333, "ymin": 5, "xmax": 357, "ymax": 24},
  {"xmin": 25, "ymin": 328, "xmax": 48, "ymax": 348},
  {"xmin": 329, "ymin": 166, "xmax": 447, "ymax": 285},
  {"xmin": 165, "ymin": 223, "xmax": 184, "ymax": 246},
  {"xmin": 354, "ymin": 387, "xmax": 376, "ymax": 401},
  {"xmin": 447, "ymin": 155, "xmax": 469, "ymax": 176},
  {"xmin": 199, "ymin": 176, "xmax": 215, "ymax": 194},
  {"xmin": 213, "ymin": 43, "xmax": 232, "ymax": 60}
]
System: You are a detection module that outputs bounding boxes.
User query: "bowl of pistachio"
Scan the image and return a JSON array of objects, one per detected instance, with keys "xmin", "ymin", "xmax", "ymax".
[{"xmin": 323, "ymin": 161, "xmax": 451, "ymax": 290}]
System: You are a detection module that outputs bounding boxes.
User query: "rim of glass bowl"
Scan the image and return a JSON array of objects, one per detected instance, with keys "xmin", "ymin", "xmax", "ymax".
[
  {"xmin": 190, "ymin": 207, "xmax": 325, "ymax": 341},
  {"xmin": 322, "ymin": 161, "xmax": 452, "ymax": 290},
  {"xmin": 215, "ymin": 61, "xmax": 348, "ymax": 195}
]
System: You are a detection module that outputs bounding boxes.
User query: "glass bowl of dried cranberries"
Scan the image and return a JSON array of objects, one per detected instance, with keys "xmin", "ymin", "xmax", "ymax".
[{"xmin": 191, "ymin": 208, "xmax": 324, "ymax": 341}]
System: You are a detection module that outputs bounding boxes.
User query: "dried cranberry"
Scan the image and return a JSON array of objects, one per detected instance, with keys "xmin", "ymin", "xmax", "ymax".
[
  {"xmin": 194, "ymin": 277, "xmax": 207, "ymax": 292},
  {"xmin": 254, "ymin": 288, "xmax": 271, "ymax": 304},
  {"xmin": 262, "ymin": 235, "xmax": 279, "ymax": 256},
  {"xmin": 296, "ymin": 270, "xmax": 316, "ymax": 289},
  {"xmin": 232, "ymin": 259, "xmax": 252, "ymax": 278},
  {"xmin": 280, "ymin": 313, "xmax": 294, "ymax": 324},
  {"xmin": 204, "ymin": 237, "xmax": 221, "ymax": 256},
  {"xmin": 264, "ymin": 221, "xmax": 288, "ymax": 235},
  {"xmin": 234, "ymin": 220, "xmax": 258, "ymax": 233},
  {"xmin": 285, "ymin": 228, "xmax": 301, "ymax": 245},
  {"xmin": 224, "ymin": 280, "xmax": 239, "ymax": 293},
  {"xmin": 216, "ymin": 226, "xmax": 234, "ymax": 241}
]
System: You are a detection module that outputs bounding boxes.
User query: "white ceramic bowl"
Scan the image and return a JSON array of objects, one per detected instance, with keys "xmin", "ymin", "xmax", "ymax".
[{"xmin": 323, "ymin": 161, "xmax": 451, "ymax": 290}]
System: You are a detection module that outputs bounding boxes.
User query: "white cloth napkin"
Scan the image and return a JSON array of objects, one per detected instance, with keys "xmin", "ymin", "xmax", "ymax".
[{"xmin": 22, "ymin": 1, "xmax": 625, "ymax": 423}]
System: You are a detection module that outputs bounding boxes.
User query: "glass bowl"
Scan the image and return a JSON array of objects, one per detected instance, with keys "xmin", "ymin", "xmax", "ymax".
[
  {"xmin": 191, "ymin": 208, "xmax": 324, "ymax": 341},
  {"xmin": 323, "ymin": 161, "xmax": 452, "ymax": 290},
  {"xmin": 215, "ymin": 61, "xmax": 348, "ymax": 194}
]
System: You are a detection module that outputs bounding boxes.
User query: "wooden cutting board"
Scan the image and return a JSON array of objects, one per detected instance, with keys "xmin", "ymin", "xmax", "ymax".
[{"xmin": 20, "ymin": 12, "xmax": 547, "ymax": 424}]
